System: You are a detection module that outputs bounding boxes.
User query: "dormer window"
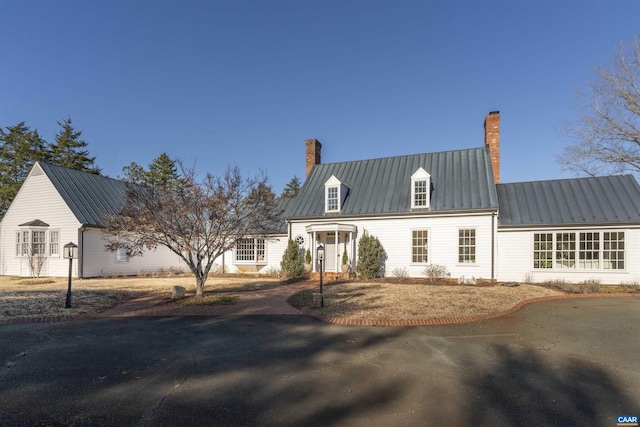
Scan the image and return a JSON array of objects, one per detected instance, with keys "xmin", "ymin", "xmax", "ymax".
[
  {"xmin": 324, "ymin": 175, "xmax": 348, "ymax": 213},
  {"xmin": 411, "ymin": 167, "xmax": 431, "ymax": 209},
  {"xmin": 327, "ymin": 186, "xmax": 339, "ymax": 211}
]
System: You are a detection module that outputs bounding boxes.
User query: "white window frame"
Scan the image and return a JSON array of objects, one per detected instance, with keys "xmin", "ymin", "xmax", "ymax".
[
  {"xmin": 16, "ymin": 228, "xmax": 58, "ymax": 257},
  {"xmin": 411, "ymin": 229, "xmax": 429, "ymax": 264},
  {"xmin": 49, "ymin": 230, "xmax": 60, "ymax": 257},
  {"xmin": 324, "ymin": 175, "xmax": 344, "ymax": 213},
  {"xmin": 234, "ymin": 238, "xmax": 267, "ymax": 263},
  {"xmin": 458, "ymin": 228, "xmax": 476, "ymax": 264},
  {"xmin": 411, "ymin": 168, "xmax": 431, "ymax": 209},
  {"xmin": 532, "ymin": 230, "xmax": 625, "ymax": 271},
  {"xmin": 116, "ymin": 247, "xmax": 130, "ymax": 263}
]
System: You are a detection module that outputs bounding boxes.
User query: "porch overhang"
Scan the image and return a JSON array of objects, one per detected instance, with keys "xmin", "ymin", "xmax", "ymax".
[{"xmin": 305, "ymin": 223, "xmax": 357, "ymax": 233}]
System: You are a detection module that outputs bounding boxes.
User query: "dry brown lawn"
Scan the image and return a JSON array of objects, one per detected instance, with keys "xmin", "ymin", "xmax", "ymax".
[
  {"xmin": 311, "ymin": 282, "xmax": 564, "ymax": 321},
  {"xmin": 0, "ymin": 275, "xmax": 280, "ymax": 321}
]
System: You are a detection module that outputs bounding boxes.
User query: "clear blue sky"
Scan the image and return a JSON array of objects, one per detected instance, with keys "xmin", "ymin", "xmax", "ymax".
[{"xmin": 1, "ymin": 0, "xmax": 638, "ymax": 193}]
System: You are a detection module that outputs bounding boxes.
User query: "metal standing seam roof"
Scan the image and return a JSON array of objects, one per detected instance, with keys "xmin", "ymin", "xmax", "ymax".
[
  {"xmin": 284, "ymin": 147, "xmax": 499, "ymax": 219},
  {"xmin": 37, "ymin": 162, "xmax": 293, "ymax": 231},
  {"xmin": 496, "ymin": 175, "xmax": 640, "ymax": 227},
  {"xmin": 37, "ymin": 162, "xmax": 127, "ymax": 227}
]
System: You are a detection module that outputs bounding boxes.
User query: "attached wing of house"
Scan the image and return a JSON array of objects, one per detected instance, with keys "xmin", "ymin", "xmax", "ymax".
[
  {"xmin": 0, "ymin": 162, "xmax": 183, "ymax": 277},
  {"xmin": 496, "ymin": 175, "xmax": 640, "ymax": 283}
]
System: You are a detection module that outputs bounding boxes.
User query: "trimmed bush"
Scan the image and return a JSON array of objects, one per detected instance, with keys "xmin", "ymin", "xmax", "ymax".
[
  {"xmin": 281, "ymin": 239, "xmax": 304, "ymax": 278},
  {"xmin": 356, "ymin": 232, "xmax": 385, "ymax": 279}
]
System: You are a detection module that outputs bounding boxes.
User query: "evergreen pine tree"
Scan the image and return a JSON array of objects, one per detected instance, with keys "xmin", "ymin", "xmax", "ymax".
[
  {"xmin": 51, "ymin": 116, "xmax": 100, "ymax": 173},
  {"xmin": 280, "ymin": 176, "xmax": 301, "ymax": 198},
  {"xmin": 0, "ymin": 123, "xmax": 51, "ymax": 218},
  {"xmin": 144, "ymin": 152, "xmax": 183, "ymax": 189}
]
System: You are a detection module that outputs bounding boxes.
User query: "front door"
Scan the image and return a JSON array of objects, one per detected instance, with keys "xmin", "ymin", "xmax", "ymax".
[{"xmin": 324, "ymin": 232, "xmax": 337, "ymax": 271}]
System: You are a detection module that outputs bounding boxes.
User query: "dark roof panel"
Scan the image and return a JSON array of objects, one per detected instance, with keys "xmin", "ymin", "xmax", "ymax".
[
  {"xmin": 37, "ymin": 162, "xmax": 127, "ymax": 227},
  {"xmin": 285, "ymin": 147, "xmax": 499, "ymax": 218},
  {"xmin": 496, "ymin": 175, "xmax": 640, "ymax": 226}
]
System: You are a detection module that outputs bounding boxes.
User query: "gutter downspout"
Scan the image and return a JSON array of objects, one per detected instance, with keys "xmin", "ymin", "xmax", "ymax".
[
  {"xmin": 491, "ymin": 211, "xmax": 496, "ymax": 283},
  {"xmin": 79, "ymin": 227, "xmax": 86, "ymax": 278}
]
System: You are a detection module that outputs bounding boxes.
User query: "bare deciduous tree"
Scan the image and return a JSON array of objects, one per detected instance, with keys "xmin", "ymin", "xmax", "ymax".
[
  {"xmin": 558, "ymin": 37, "xmax": 640, "ymax": 176},
  {"xmin": 27, "ymin": 246, "xmax": 46, "ymax": 279},
  {"xmin": 104, "ymin": 165, "xmax": 281, "ymax": 297}
]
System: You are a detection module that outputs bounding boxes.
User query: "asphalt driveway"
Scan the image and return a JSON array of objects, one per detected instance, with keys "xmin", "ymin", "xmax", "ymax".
[{"xmin": 0, "ymin": 297, "xmax": 638, "ymax": 426}]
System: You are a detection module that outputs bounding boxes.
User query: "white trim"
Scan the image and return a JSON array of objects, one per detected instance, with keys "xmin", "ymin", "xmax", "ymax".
[{"xmin": 411, "ymin": 167, "xmax": 431, "ymax": 209}]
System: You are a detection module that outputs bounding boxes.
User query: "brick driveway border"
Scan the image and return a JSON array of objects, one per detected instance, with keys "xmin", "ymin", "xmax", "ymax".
[{"xmin": 2, "ymin": 280, "xmax": 638, "ymax": 326}]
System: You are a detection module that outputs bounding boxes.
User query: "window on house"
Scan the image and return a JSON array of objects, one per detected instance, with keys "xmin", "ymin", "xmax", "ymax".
[
  {"xmin": 116, "ymin": 247, "xmax": 130, "ymax": 262},
  {"xmin": 235, "ymin": 238, "xmax": 266, "ymax": 262},
  {"xmin": 533, "ymin": 233, "xmax": 553, "ymax": 269},
  {"xmin": 412, "ymin": 230, "xmax": 429, "ymax": 263},
  {"xmin": 326, "ymin": 186, "xmax": 339, "ymax": 212},
  {"xmin": 411, "ymin": 168, "xmax": 431, "ymax": 209},
  {"xmin": 533, "ymin": 231, "xmax": 624, "ymax": 271},
  {"xmin": 414, "ymin": 180, "xmax": 428, "ymax": 207},
  {"xmin": 555, "ymin": 232, "xmax": 576, "ymax": 269},
  {"xmin": 49, "ymin": 230, "xmax": 59, "ymax": 256},
  {"xmin": 16, "ymin": 231, "xmax": 29, "ymax": 256},
  {"xmin": 579, "ymin": 232, "xmax": 600, "ymax": 269},
  {"xmin": 603, "ymin": 232, "xmax": 624, "ymax": 270},
  {"xmin": 458, "ymin": 229, "xmax": 476, "ymax": 263},
  {"xmin": 31, "ymin": 230, "xmax": 46, "ymax": 255}
]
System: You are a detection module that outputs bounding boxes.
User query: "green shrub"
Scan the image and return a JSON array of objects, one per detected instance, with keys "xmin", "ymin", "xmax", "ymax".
[
  {"xmin": 305, "ymin": 249, "xmax": 312, "ymax": 264},
  {"xmin": 356, "ymin": 232, "xmax": 385, "ymax": 279},
  {"xmin": 342, "ymin": 249, "xmax": 349, "ymax": 265},
  {"xmin": 281, "ymin": 239, "xmax": 304, "ymax": 278}
]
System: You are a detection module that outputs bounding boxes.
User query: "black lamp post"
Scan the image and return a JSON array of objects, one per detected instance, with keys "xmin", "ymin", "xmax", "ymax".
[
  {"xmin": 63, "ymin": 242, "xmax": 78, "ymax": 308},
  {"xmin": 317, "ymin": 244, "xmax": 325, "ymax": 308}
]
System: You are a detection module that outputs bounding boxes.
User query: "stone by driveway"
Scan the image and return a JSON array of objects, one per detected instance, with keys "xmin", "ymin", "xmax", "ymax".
[{"xmin": 0, "ymin": 297, "xmax": 637, "ymax": 426}]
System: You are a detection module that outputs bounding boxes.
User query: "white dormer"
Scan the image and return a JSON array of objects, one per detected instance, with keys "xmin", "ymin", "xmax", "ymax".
[
  {"xmin": 324, "ymin": 175, "xmax": 348, "ymax": 213},
  {"xmin": 411, "ymin": 167, "xmax": 431, "ymax": 209}
]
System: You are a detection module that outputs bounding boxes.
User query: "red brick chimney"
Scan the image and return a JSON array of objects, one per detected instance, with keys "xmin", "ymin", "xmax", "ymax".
[
  {"xmin": 305, "ymin": 138, "xmax": 322, "ymax": 177},
  {"xmin": 484, "ymin": 111, "xmax": 500, "ymax": 184}
]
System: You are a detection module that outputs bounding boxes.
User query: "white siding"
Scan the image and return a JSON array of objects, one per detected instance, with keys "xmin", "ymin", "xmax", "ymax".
[
  {"xmin": 208, "ymin": 234, "xmax": 288, "ymax": 275},
  {"xmin": 0, "ymin": 170, "xmax": 83, "ymax": 277},
  {"xmin": 497, "ymin": 227, "xmax": 640, "ymax": 284},
  {"xmin": 290, "ymin": 213, "xmax": 497, "ymax": 279},
  {"xmin": 80, "ymin": 228, "xmax": 185, "ymax": 277}
]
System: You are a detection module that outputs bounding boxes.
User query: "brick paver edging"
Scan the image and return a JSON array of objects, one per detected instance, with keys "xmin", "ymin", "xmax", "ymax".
[
  {"xmin": 301, "ymin": 292, "xmax": 640, "ymax": 327},
  {"xmin": 2, "ymin": 291, "xmax": 638, "ymax": 326}
]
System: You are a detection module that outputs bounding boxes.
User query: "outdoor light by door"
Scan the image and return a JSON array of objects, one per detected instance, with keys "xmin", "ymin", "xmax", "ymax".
[
  {"xmin": 317, "ymin": 244, "xmax": 325, "ymax": 307},
  {"xmin": 63, "ymin": 242, "xmax": 78, "ymax": 308}
]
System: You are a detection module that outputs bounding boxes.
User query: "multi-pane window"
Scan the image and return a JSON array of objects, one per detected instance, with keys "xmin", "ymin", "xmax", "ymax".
[
  {"xmin": 236, "ymin": 238, "xmax": 266, "ymax": 262},
  {"xmin": 579, "ymin": 232, "xmax": 600, "ymax": 269},
  {"xmin": 533, "ymin": 233, "xmax": 553, "ymax": 269},
  {"xmin": 16, "ymin": 231, "xmax": 29, "ymax": 256},
  {"xmin": 458, "ymin": 229, "xmax": 476, "ymax": 263},
  {"xmin": 31, "ymin": 231, "xmax": 46, "ymax": 255},
  {"xmin": 49, "ymin": 230, "xmax": 59, "ymax": 256},
  {"xmin": 414, "ymin": 180, "xmax": 428, "ymax": 207},
  {"xmin": 326, "ymin": 187, "xmax": 339, "ymax": 212},
  {"xmin": 533, "ymin": 231, "xmax": 624, "ymax": 271},
  {"xmin": 411, "ymin": 230, "xmax": 429, "ymax": 263},
  {"xmin": 411, "ymin": 168, "xmax": 430, "ymax": 209},
  {"xmin": 116, "ymin": 247, "xmax": 130, "ymax": 262},
  {"xmin": 555, "ymin": 233, "xmax": 576, "ymax": 269},
  {"xmin": 603, "ymin": 232, "xmax": 624, "ymax": 270},
  {"xmin": 16, "ymin": 229, "xmax": 61, "ymax": 257}
]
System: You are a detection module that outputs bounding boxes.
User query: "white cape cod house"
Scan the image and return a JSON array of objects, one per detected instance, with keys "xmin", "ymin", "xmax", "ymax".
[
  {"xmin": 2, "ymin": 111, "xmax": 640, "ymax": 284},
  {"xmin": 285, "ymin": 112, "xmax": 640, "ymax": 284}
]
